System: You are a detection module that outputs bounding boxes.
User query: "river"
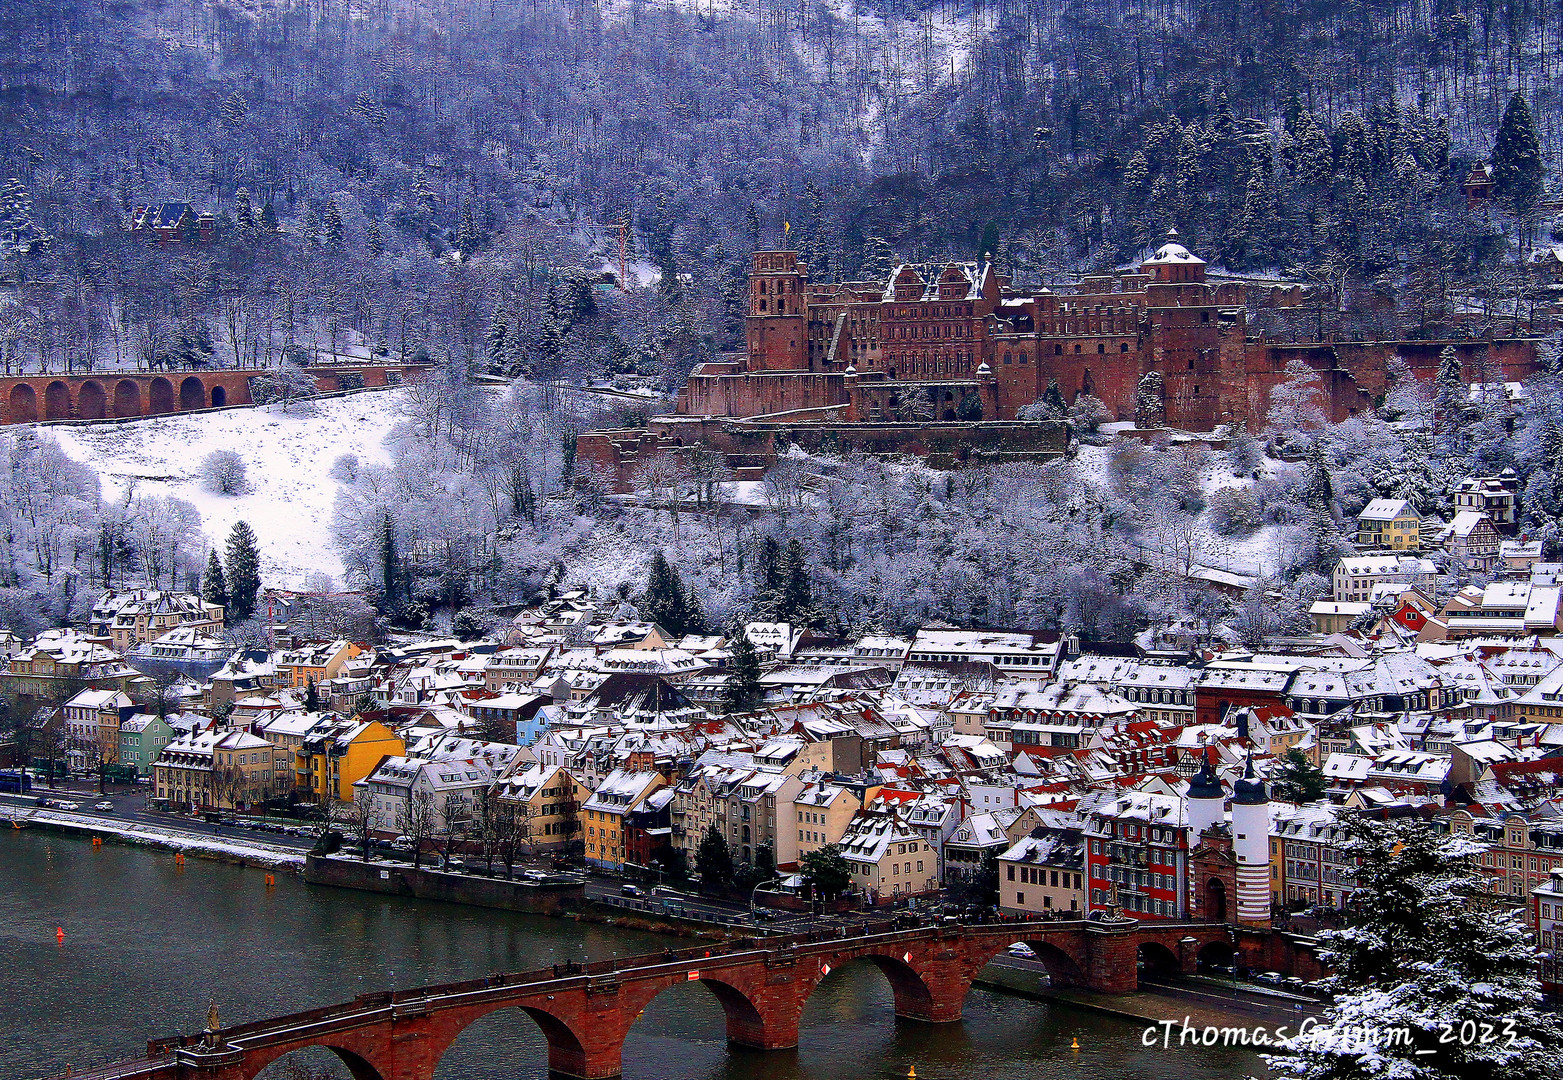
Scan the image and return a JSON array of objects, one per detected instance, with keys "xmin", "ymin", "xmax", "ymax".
[{"xmin": 0, "ymin": 830, "xmax": 1267, "ymax": 1080}]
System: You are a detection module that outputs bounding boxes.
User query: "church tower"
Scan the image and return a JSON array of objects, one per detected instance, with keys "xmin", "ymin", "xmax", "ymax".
[
  {"xmin": 1186, "ymin": 747, "xmax": 1225, "ymax": 839},
  {"xmin": 746, "ymin": 251, "xmax": 809, "ymax": 371},
  {"xmin": 1231, "ymin": 756, "xmax": 1272, "ymax": 927}
]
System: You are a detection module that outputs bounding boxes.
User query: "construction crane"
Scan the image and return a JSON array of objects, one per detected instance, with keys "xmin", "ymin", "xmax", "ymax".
[{"xmin": 548, "ymin": 218, "xmax": 631, "ymax": 290}]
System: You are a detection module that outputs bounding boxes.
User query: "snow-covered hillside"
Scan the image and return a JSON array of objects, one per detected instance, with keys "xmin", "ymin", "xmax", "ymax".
[{"xmin": 52, "ymin": 390, "xmax": 409, "ymax": 587}]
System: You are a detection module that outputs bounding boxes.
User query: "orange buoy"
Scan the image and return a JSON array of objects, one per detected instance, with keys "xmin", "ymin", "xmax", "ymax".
[
  {"xmin": 56, "ymin": 927, "xmax": 64, "ymax": 944},
  {"xmin": 1071, "ymin": 1036, "xmax": 1080, "ymax": 1051},
  {"xmin": 175, "ymin": 852, "xmax": 185, "ymax": 866},
  {"xmin": 265, "ymin": 873, "xmax": 275, "ymax": 887}
]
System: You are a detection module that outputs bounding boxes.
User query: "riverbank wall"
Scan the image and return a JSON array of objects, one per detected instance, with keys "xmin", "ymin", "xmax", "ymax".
[
  {"xmin": 303, "ymin": 854, "xmax": 583, "ymax": 914},
  {"xmin": 0, "ymin": 803, "xmax": 306, "ymax": 868}
]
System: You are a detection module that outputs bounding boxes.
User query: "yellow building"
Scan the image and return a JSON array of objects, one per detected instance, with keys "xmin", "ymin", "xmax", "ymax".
[
  {"xmin": 296, "ymin": 716, "xmax": 404, "ymax": 802},
  {"xmin": 278, "ymin": 640, "xmax": 364, "ymax": 689},
  {"xmin": 1356, "ymin": 499, "xmax": 1421, "ymax": 551},
  {"xmin": 494, "ymin": 762, "xmax": 590, "ymax": 852},
  {"xmin": 582, "ymin": 769, "xmax": 667, "ymax": 870}
]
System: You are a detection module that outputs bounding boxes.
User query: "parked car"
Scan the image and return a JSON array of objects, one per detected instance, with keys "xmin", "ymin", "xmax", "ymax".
[
  {"xmin": 93, "ymin": 800, "xmax": 115, "ymax": 811},
  {"xmin": 1253, "ymin": 971, "xmax": 1285, "ymax": 986},
  {"xmin": 1303, "ymin": 980, "xmax": 1332, "ymax": 998},
  {"xmin": 1006, "ymin": 942, "xmax": 1037, "ymax": 958},
  {"xmin": 391, "ymin": 835, "xmax": 417, "ymax": 851},
  {"xmin": 1282, "ymin": 976, "xmax": 1306, "ymax": 992},
  {"xmin": 56, "ymin": 800, "xmax": 80, "ymax": 810}
]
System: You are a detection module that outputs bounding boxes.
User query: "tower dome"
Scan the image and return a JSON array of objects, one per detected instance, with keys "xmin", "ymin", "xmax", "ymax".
[
  {"xmin": 1232, "ymin": 755, "xmax": 1269, "ymax": 805},
  {"xmin": 1185, "ymin": 747, "xmax": 1225, "ymax": 839}
]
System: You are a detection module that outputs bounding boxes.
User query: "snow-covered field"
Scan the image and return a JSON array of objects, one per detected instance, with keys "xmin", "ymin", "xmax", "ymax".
[{"xmin": 52, "ymin": 389, "xmax": 409, "ymax": 587}]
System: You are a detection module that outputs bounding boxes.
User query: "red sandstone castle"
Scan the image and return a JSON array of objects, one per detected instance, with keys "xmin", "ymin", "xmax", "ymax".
[{"xmin": 675, "ymin": 236, "xmax": 1538, "ymax": 430}]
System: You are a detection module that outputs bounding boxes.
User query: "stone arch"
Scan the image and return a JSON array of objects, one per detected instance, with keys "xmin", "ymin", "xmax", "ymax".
[
  {"xmin": 44, "ymin": 380, "xmax": 71, "ymax": 420},
  {"xmin": 989, "ymin": 937, "xmax": 1087, "ymax": 988},
  {"xmin": 432, "ymin": 1002, "xmax": 587, "ymax": 1080},
  {"xmin": 247, "ymin": 1042, "xmax": 386, "ymax": 1080},
  {"xmin": 8, "ymin": 383, "xmax": 37, "ymax": 423},
  {"xmin": 78, "ymin": 380, "xmax": 107, "ymax": 419},
  {"xmin": 820, "ymin": 952, "xmax": 940, "ymax": 1021},
  {"xmin": 149, "ymin": 377, "xmax": 175, "ymax": 413},
  {"xmin": 625, "ymin": 973, "xmax": 773, "ymax": 1052},
  {"xmin": 114, "ymin": 379, "xmax": 141, "ymax": 417},
  {"xmin": 180, "ymin": 375, "xmax": 206, "ymax": 410},
  {"xmin": 1197, "ymin": 939, "xmax": 1237, "ymax": 973},
  {"xmin": 1137, "ymin": 941, "xmax": 1180, "ymax": 983},
  {"xmin": 212, "ymin": 384, "xmax": 228, "ymax": 407}
]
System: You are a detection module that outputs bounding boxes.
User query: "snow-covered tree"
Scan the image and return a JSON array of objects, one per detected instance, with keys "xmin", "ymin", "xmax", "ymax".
[
  {"xmin": 1269, "ymin": 813, "xmax": 1563, "ymax": 1080},
  {"xmin": 1266, "ymin": 358, "xmax": 1328, "ymax": 442},
  {"xmin": 1134, "ymin": 370, "xmax": 1166, "ymax": 428},
  {"xmin": 200, "ymin": 449, "xmax": 249, "ymax": 495}
]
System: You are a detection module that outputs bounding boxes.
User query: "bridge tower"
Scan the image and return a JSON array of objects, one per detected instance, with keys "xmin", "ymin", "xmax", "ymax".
[
  {"xmin": 1186, "ymin": 747, "xmax": 1225, "ymax": 837},
  {"xmin": 1231, "ymin": 756, "xmax": 1272, "ymax": 927}
]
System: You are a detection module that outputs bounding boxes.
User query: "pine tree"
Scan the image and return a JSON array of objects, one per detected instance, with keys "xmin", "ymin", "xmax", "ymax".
[
  {"xmin": 201, "ymin": 550, "xmax": 228, "ymax": 611},
  {"xmin": 1268, "ymin": 813, "xmax": 1563, "ymax": 1080},
  {"xmin": 720, "ymin": 621, "xmax": 764, "ymax": 715},
  {"xmin": 860, "ymin": 235, "xmax": 895, "ymax": 281},
  {"xmin": 303, "ymin": 678, "xmax": 320, "ymax": 712},
  {"xmin": 779, "ymin": 538, "xmax": 814, "ymax": 625},
  {"xmin": 379, "ymin": 511, "xmax": 399, "ymax": 614},
  {"xmin": 219, "ymin": 89, "xmax": 248, "ymax": 130},
  {"xmin": 259, "ymin": 201, "xmax": 279, "ymax": 233},
  {"xmin": 754, "ymin": 536, "xmax": 785, "ymax": 616},
  {"xmin": 1302, "ymin": 441, "xmax": 1335, "ymax": 516},
  {"xmin": 1269, "ymin": 747, "xmax": 1326, "ymax": 802},
  {"xmin": 224, "ymin": 521, "xmax": 261, "ymax": 623},
  {"xmin": 639, "ymin": 551, "xmax": 701, "ymax": 637},
  {"xmin": 1434, "ymin": 345, "xmax": 1470, "ymax": 454},
  {"xmin": 695, "ymin": 823, "xmax": 735, "ymax": 894},
  {"xmin": 1492, "ymin": 91, "xmax": 1545, "ymax": 215},
  {"xmin": 1042, "ymin": 378, "xmax": 1068, "ymax": 418},
  {"xmin": 485, "ymin": 308, "xmax": 509, "ymax": 372},
  {"xmin": 234, "ymin": 190, "xmax": 255, "ymax": 241},
  {"xmin": 365, "ymin": 219, "xmax": 384, "ymax": 256},
  {"xmin": 322, "ymin": 199, "xmax": 344, "ymax": 249}
]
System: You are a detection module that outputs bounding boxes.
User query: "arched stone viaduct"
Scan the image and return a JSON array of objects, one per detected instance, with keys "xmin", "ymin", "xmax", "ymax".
[
  {"xmin": 0, "ymin": 365, "xmax": 426, "ymax": 424},
  {"xmin": 52, "ymin": 919, "xmax": 1320, "ymax": 1080}
]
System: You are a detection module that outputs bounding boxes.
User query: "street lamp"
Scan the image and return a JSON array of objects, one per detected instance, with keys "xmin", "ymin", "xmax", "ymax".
[{"xmin": 751, "ymin": 876, "xmax": 784, "ymax": 919}]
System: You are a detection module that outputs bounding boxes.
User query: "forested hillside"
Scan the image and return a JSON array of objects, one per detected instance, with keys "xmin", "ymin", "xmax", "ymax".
[{"xmin": 0, "ymin": 0, "xmax": 1556, "ymax": 385}]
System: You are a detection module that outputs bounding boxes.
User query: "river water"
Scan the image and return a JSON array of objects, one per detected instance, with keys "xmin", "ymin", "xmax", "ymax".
[{"xmin": 0, "ymin": 830, "xmax": 1267, "ymax": 1080}]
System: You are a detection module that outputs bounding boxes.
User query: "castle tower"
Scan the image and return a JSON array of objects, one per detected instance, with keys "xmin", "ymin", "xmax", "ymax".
[
  {"xmin": 1230, "ymin": 756, "xmax": 1272, "ymax": 926},
  {"xmin": 1186, "ymin": 747, "xmax": 1225, "ymax": 839},
  {"xmin": 746, "ymin": 251, "xmax": 809, "ymax": 372}
]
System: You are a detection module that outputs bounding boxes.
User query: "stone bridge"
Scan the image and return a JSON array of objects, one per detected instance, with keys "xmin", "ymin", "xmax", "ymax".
[
  {"xmin": 0, "ymin": 364, "xmax": 426, "ymax": 424},
  {"xmin": 50, "ymin": 918, "xmax": 1319, "ymax": 1080}
]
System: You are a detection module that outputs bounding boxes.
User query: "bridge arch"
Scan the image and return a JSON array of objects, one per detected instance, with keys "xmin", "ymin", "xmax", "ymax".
[
  {"xmin": 212, "ymin": 384, "xmax": 228, "ymax": 407},
  {"xmin": 8, "ymin": 383, "xmax": 37, "ymax": 423},
  {"xmin": 44, "ymin": 380, "xmax": 70, "ymax": 420},
  {"xmin": 78, "ymin": 380, "xmax": 106, "ymax": 419},
  {"xmin": 1196, "ymin": 939, "xmax": 1237, "ymax": 973},
  {"xmin": 817, "ymin": 950, "xmax": 940, "ymax": 1022},
  {"xmin": 435, "ymin": 1001, "xmax": 589, "ymax": 1079},
  {"xmin": 114, "ymin": 379, "xmax": 141, "ymax": 416},
  {"xmin": 1137, "ymin": 941, "xmax": 1181, "ymax": 983},
  {"xmin": 149, "ymin": 376, "xmax": 175, "ymax": 413},
  {"xmin": 983, "ymin": 935, "xmax": 1087, "ymax": 988},
  {"xmin": 180, "ymin": 375, "xmax": 205, "ymax": 410},
  {"xmin": 248, "ymin": 1042, "xmax": 386, "ymax": 1080}
]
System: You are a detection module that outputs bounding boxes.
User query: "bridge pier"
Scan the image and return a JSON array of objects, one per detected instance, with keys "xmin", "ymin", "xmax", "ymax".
[{"xmin": 1083, "ymin": 918, "xmax": 1142, "ymax": 994}]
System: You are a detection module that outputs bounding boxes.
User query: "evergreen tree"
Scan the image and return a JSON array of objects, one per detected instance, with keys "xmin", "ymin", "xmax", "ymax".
[
  {"xmin": 1042, "ymin": 378, "xmax": 1068, "ymax": 417},
  {"xmin": 1269, "ymin": 813, "xmax": 1563, "ymax": 1080},
  {"xmin": 234, "ymin": 189, "xmax": 255, "ymax": 241},
  {"xmin": 695, "ymin": 823, "xmax": 735, "ymax": 894},
  {"xmin": 303, "ymin": 678, "xmax": 320, "ymax": 712},
  {"xmin": 379, "ymin": 511, "xmax": 400, "ymax": 614},
  {"xmin": 224, "ymin": 521, "xmax": 261, "ymax": 623},
  {"xmin": 219, "ymin": 89, "xmax": 248, "ymax": 130},
  {"xmin": 754, "ymin": 536, "xmax": 785, "ymax": 616},
  {"xmin": 1434, "ymin": 344, "xmax": 1471, "ymax": 454},
  {"xmin": 720, "ymin": 621, "xmax": 764, "ymax": 715},
  {"xmin": 259, "ymin": 201, "xmax": 279, "ymax": 233},
  {"xmin": 322, "ymin": 199, "xmax": 344, "ymax": 249},
  {"xmin": 799, "ymin": 844, "xmax": 853, "ymax": 900},
  {"xmin": 1492, "ymin": 92, "xmax": 1544, "ymax": 215},
  {"xmin": 639, "ymin": 551, "xmax": 701, "ymax": 637},
  {"xmin": 1302, "ymin": 441, "xmax": 1336, "ymax": 516},
  {"xmin": 201, "ymin": 550, "xmax": 228, "ymax": 611},
  {"xmin": 779, "ymin": 538, "xmax": 814, "ymax": 625},
  {"xmin": 485, "ymin": 308, "xmax": 509, "ymax": 372},
  {"xmin": 860, "ymin": 235, "xmax": 895, "ymax": 280},
  {"xmin": 365, "ymin": 218, "xmax": 384, "ymax": 256},
  {"xmin": 1269, "ymin": 747, "xmax": 1327, "ymax": 803}
]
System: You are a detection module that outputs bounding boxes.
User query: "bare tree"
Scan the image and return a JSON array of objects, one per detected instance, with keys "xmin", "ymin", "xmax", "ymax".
[
  {"xmin": 395, "ymin": 787, "xmax": 438, "ymax": 869},
  {"xmin": 331, "ymin": 787, "xmax": 383, "ymax": 862}
]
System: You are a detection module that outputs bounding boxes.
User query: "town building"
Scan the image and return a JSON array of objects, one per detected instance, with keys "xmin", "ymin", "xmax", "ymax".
[
  {"xmin": 998, "ymin": 826, "xmax": 1086, "ymax": 916},
  {"xmin": 1356, "ymin": 498, "xmax": 1422, "ymax": 550}
]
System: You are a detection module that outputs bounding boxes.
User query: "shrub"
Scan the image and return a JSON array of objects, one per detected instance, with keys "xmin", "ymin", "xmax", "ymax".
[{"xmin": 200, "ymin": 449, "xmax": 249, "ymax": 495}]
